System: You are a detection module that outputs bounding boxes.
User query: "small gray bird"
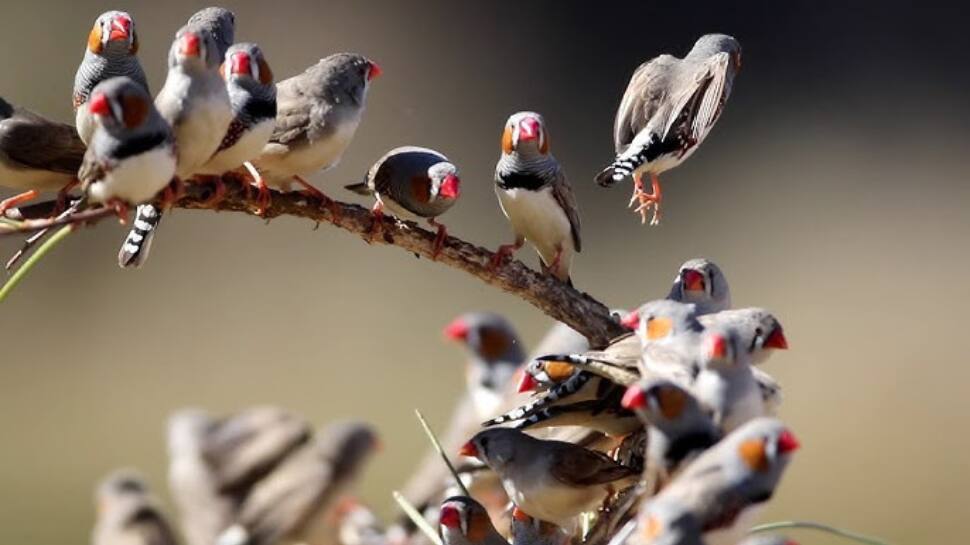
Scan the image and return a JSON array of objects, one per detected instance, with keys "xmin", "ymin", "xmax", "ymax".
[
  {"xmin": 74, "ymin": 10, "xmax": 149, "ymax": 145},
  {"xmin": 692, "ymin": 327, "xmax": 763, "ymax": 432},
  {"xmin": 92, "ymin": 469, "xmax": 179, "ymax": 545},
  {"xmin": 667, "ymin": 258, "xmax": 731, "ymax": 315},
  {"xmin": 345, "ymin": 146, "xmax": 461, "ymax": 256},
  {"xmin": 624, "ymin": 300, "xmax": 704, "ymax": 384},
  {"xmin": 217, "ymin": 421, "xmax": 379, "ymax": 545},
  {"xmin": 621, "ymin": 378, "xmax": 720, "ymax": 491},
  {"xmin": 187, "ymin": 7, "xmax": 236, "ymax": 62},
  {"xmin": 460, "ymin": 428, "xmax": 637, "ymax": 527},
  {"xmin": 493, "ymin": 112, "xmax": 581, "ymax": 284},
  {"xmin": 0, "ymin": 97, "xmax": 86, "ymax": 214},
  {"xmin": 78, "ymin": 77, "xmax": 176, "ymax": 211},
  {"xmin": 644, "ymin": 418, "xmax": 798, "ymax": 545},
  {"xmin": 119, "ymin": 24, "xmax": 233, "ymax": 268},
  {"xmin": 614, "ymin": 495, "xmax": 706, "ymax": 545},
  {"xmin": 595, "ymin": 34, "xmax": 742, "ymax": 225},
  {"xmin": 698, "ymin": 308, "xmax": 788, "ymax": 365},
  {"xmin": 510, "ymin": 505, "xmax": 569, "ymax": 545},
  {"xmin": 252, "ymin": 53, "xmax": 380, "ymax": 208},
  {"xmin": 438, "ymin": 496, "xmax": 509, "ymax": 545}
]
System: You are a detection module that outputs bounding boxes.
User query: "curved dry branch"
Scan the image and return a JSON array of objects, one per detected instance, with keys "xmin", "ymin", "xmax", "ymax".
[{"xmin": 2, "ymin": 175, "xmax": 627, "ymax": 346}]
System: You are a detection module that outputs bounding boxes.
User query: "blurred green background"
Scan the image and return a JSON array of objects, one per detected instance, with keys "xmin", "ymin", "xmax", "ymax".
[{"xmin": 2, "ymin": 1, "xmax": 969, "ymax": 544}]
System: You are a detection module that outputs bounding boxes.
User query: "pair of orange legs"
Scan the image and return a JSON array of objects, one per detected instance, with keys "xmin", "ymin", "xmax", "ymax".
[
  {"xmin": 629, "ymin": 172, "xmax": 663, "ymax": 226},
  {"xmin": 488, "ymin": 239, "xmax": 567, "ymax": 279},
  {"xmin": 366, "ymin": 201, "xmax": 450, "ymax": 259}
]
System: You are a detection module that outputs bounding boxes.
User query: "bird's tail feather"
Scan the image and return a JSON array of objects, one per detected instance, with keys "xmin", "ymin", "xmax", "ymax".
[
  {"xmin": 344, "ymin": 181, "xmax": 372, "ymax": 196},
  {"xmin": 595, "ymin": 144, "xmax": 649, "ymax": 187},
  {"xmin": 117, "ymin": 204, "xmax": 163, "ymax": 269}
]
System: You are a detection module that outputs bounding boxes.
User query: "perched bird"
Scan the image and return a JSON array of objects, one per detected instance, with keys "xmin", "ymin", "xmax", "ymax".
[
  {"xmin": 492, "ymin": 112, "xmax": 581, "ymax": 284},
  {"xmin": 0, "ymin": 97, "xmax": 86, "ymax": 214},
  {"xmin": 74, "ymin": 10, "xmax": 149, "ymax": 144},
  {"xmin": 119, "ymin": 24, "xmax": 233, "ymax": 268},
  {"xmin": 196, "ymin": 42, "xmax": 277, "ymax": 213},
  {"xmin": 644, "ymin": 418, "xmax": 798, "ymax": 545},
  {"xmin": 666, "ymin": 259, "xmax": 731, "ymax": 315},
  {"xmin": 252, "ymin": 53, "xmax": 380, "ymax": 209},
  {"xmin": 167, "ymin": 407, "xmax": 311, "ymax": 545},
  {"xmin": 620, "ymin": 378, "xmax": 720, "ymax": 489},
  {"xmin": 78, "ymin": 77, "xmax": 176, "ymax": 211},
  {"xmin": 736, "ymin": 535, "xmax": 798, "ymax": 545},
  {"xmin": 697, "ymin": 308, "xmax": 787, "ymax": 365},
  {"xmin": 218, "ymin": 421, "xmax": 379, "ymax": 545},
  {"xmin": 626, "ymin": 300, "xmax": 704, "ymax": 383},
  {"xmin": 187, "ymin": 7, "xmax": 236, "ymax": 61},
  {"xmin": 92, "ymin": 469, "xmax": 179, "ymax": 545},
  {"xmin": 617, "ymin": 495, "xmax": 706, "ymax": 545},
  {"xmin": 510, "ymin": 506, "xmax": 569, "ymax": 545},
  {"xmin": 595, "ymin": 34, "xmax": 742, "ymax": 225},
  {"xmin": 460, "ymin": 428, "xmax": 637, "ymax": 527},
  {"xmin": 345, "ymin": 146, "xmax": 461, "ymax": 256},
  {"xmin": 692, "ymin": 328, "xmax": 763, "ymax": 432},
  {"xmin": 438, "ymin": 496, "xmax": 509, "ymax": 545}
]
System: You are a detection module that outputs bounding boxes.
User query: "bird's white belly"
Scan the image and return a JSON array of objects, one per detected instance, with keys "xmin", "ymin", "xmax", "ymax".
[
  {"xmin": 0, "ymin": 162, "xmax": 73, "ymax": 192},
  {"xmin": 505, "ymin": 471, "xmax": 603, "ymax": 527},
  {"xmin": 174, "ymin": 98, "xmax": 233, "ymax": 177},
  {"xmin": 87, "ymin": 146, "xmax": 176, "ymax": 204},
  {"xmin": 75, "ymin": 108, "xmax": 95, "ymax": 146},
  {"xmin": 199, "ymin": 119, "xmax": 275, "ymax": 175},
  {"xmin": 497, "ymin": 186, "xmax": 573, "ymax": 266},
  {"xmin": 257, "ymin": 122, "xmax": 359, "ymax": 189}
]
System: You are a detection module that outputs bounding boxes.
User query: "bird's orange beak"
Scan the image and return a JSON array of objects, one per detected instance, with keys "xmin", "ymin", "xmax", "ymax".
[
  {"xmin": 443, "ymin": 318, "xmax": 468, "ymax": 341},
  {"xmin": 89, "ymin": 93, "xmax": 110, "ymax": 116},
  {"xmin": 620, "ymin": 311, "xmax": 640, "ymax": 330},
  {"xmin": 709, "ymin": 334, "xmax": 727, "ymax": 359},
  {"xmin": 682, "ymin": 269, "xmax": 705, "ymax": 292},
  {"xmin": 367, "ymin": 61, "xmax": 382, "ymax": 80},
  {"xmin": 439, "ymin": 505, "xmax": 460, "ymax": 528},
  {"xmin": 517, "ymin": 372, "xmax": 538, "ymax": 393},
  {"xmin": 763, "ymin": 327, "xmax": 788, "ymax": 350},
  {"xmin": 517, "ymin": 117, "xmax": 540, "ymax": 142},
  {"xmin": 231, "ymin": 51, "xmax": 252, "ymax": 77},
  {"xmin": 620, "ymin": 385, "xmax": 646, "ymax": 410},
  {"xmin": 777, "ymin": 430, "xmax": 800, "ymax": 454},
  {"xmin": 180, "ymin": 32, "xmax": 201, "ymax": 57},
  {"xmin": 108, "ymin": 15, "xmax": 131, "ymax": 42},
  {"xmin": 439, "ymin": 174, "xmax": 460, "ymax": 199},
  {"xmin": 458, "ymin": 441, "xmax": 478, "ymax": 458},
  {"xmin": 511, "ymin": 506, "xmax": 530, "ymax": 522}
]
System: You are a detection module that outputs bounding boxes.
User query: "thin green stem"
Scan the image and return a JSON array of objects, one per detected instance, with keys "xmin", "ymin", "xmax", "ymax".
[
  {"xmin": 415, "ymin": 409, "xmax": 472, "ymax": 497},
  {"xmin": 0, "ymin": 225, "xmax": 73, "ymax": 304},
  {"xmin": 393, "ymin": 490, "xmax": 444, "ymax": 545},
  {"xmin": 750, "ymin": 521, "xmax": 893, "ymax": 545}
]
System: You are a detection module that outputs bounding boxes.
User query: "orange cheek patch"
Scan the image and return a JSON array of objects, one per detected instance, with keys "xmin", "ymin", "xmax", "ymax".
[
  {"xmin": 466, "ymin": 512, "xmax": 490, "ymax": 543},
  {"xmin": 539, "ymin": 131, "xmax": 550, "ymax": 154},
  {"xmin": 130, "ymin": 33, "xmax": 139, "ymax": 55},
  {"xmin": 409, "ymin": 176, "xmax": 432, "ymax": 203},
  {"xmin": 88, "ymin": 25, "xmax": 103, "ymax": 54},
  {"xmin": 658, "ymin": 387, "xmax": 687, "ymax": 420},
  {"xmin": 646, "ymin": 317, "xmax": 673, "ymax": 340},
  {"xmin": 501, "ymin": 127, "xmax": 513, "ymax": 154},
  {"xmin": 544, "ymin": 361, "xmax": 576, "ymax": 383},
  {"xmin": 641, "ymin": 515, "xmax": 662, "ymax": 541},
  {"xmin": 738, "ymin": 438, "xmax": 769, "ymax": 472},
  {"xmin": 121, "ymin": 95, "xmax": 149, "ymax": 128},
  {"xmin": 479, "ymin": 328, "xmax": 511, "ymax": 360},
  {"xmin": 258, "ymin": 58, "xmax": 274, "ymax": 85}
]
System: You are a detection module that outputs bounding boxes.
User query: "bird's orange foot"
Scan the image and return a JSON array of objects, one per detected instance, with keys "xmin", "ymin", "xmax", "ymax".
[
  {"xmin": 632, "ymin": 174, "xmax": 663, "ymax": 225},
  {"xmin": 0, "ymin": 190, "xmax": 39, "ymax": 217},
  {"xmin": 54, "ymin": 179, "xmax": 80, "ymax": 215},
  {"xmin": 108, "ymin": 199, "xmax": 129, "ymax": 225},
  {"xmin": 428, "ymin": 217, "xmax": 448, "ymax": 260},
  {"xmin": 489, "ymin": 242, "xmax": 522, "ymax": 272},
  {"xmin": 368, "ymin": 202, "xmax": 384, "ymax": 243}
]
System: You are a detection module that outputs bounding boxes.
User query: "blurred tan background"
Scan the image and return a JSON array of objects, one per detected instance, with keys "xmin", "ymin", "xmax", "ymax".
[{"xmin": 2, "ymin": 1, "xmax": 969, "ymax": 543}]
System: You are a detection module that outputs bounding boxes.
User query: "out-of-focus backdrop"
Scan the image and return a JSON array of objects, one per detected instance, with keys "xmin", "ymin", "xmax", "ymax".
[{"xmin": 2, "ymin": 1, "xmax": 968, "ymax": 543}]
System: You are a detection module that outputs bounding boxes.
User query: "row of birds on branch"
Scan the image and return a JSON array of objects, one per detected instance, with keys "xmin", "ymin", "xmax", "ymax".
[
  {"xmin": 90, "ymin": 258, "xmax": 796, "ymax": 545},
  {"xmin": 1, "ymin": 6, "xmax": 741, "ymax": 282}
]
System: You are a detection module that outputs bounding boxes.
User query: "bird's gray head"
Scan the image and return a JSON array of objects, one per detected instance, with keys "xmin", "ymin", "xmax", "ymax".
[
  {"xmin": 438, "ymin": 496, "xmax": 493, "ymax": 543},
  {"xmin": 186, "ymin": 7, "xmax": 235, "ymax": 62},
  {"xmin": 96, "ymin": 469, "xmax": 148, "ymax": 508},
  {"xmin": 668, "ymin": 258, "xmax": 731, "ymax": 313},
  {"xmin": 699, "ymin": 326, "xmax": 745, "ymax": 371},
  {"xmin": 314, "ymin": 53, "xmax": 381, "ymax": 107},
  {"xmin": 168, "ymin": 25, "xmax": 222, "ymax": 72},
  {"xmin": 459, "ymin": 428, "xmax": 523, "ymax": 470},
  {"xmin": 86, "ymin": 76, "xmax": 158, "ymax": 134},
  {"xmin": 721, "ymin": 308, "xmax": 788, "ymax": 364},
  {"xmin": 222, "ymin": 42, "xmax": 275, "ymax": 89},
  {"xmin": 427, "ymin": 161, "xmax": 461, "ymax": 202},
  {"xmin": 621, "ymin": 378, "xmax": 703, "ymax": 431},
  {"xmin": 725, "ymin": 417, "xmax": 799, "ymax": 486},
  {"xmin": 622, "ymin": 299, "xmax": 702, "ymax": 342},
  {"xmin": 166, "ymin": 408, "xmax": 212, "ymax": 456},
  {"xmin": 690, "ymin": 33, "xmax": 742, "ymax": 70},
  {"xmin": 86, "ymin": 10, "xmax": 138, "ymax": 57},
  {"xmin": 501, "ymin": 111, "xmax": 551, "ymax": 158},
  {"xmin": 520, "ymin": 358, "xmax": 581, "ymax": 393},
  {"xmin": 320, "ymin": 421, "xmax": 380, "ymax": 478},
  {"xmin": 443, "ymin": 312, "xmax": 525, "ymax": 367}
]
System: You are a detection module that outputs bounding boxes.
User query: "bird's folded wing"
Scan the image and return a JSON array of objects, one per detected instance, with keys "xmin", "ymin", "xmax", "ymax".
[
  {"xmin": 549, "ymin": 446, "xmax": 636, "ymax": 486},
  {"xmin": 662, "ymin": 53, "xmax": 731, "ymax": 145},
  {"xmin": 613, "ymin": 55, "xmax": 677, "ymax": 150},
  {"xmin": 1, "ymin": 115, "xmax": 85, "ymax": 174},
  {"xmin": 550, "ymin": 170, "xmax": 582, "ymax": 252}
]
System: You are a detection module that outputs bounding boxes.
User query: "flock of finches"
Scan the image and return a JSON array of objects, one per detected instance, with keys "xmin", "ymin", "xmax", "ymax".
[
  {"xmin": 0, "ymin": 7, "xmax": 741, "ymax": 281},
  {"xmin": 91, "ymin": 257, "xmax": 796, "ymax": 545}
]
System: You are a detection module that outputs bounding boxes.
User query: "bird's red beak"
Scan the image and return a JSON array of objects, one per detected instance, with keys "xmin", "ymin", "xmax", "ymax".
[
  {"xmin": 620, "ymin": 311, "xmax": 640, "ymax": 330},
  {"xmin": 439, "ymin": 505, "xmax": 460, "ymax": 528},
  {"xmin": 763, "ymin": 327, "xmax": 788, "ymax": 350},
  {"xmin": 777, "ymin": 429, "xmax": 800, "ymax": 454},
  {"xmin": 231, "ymin": 51, "xmax": 252, "ymax": 77},
  {"xmin": 443, "ymin": 318, "xmax": 468, "ymax": 341},
  {"xmin": 682, "ymin": 269, "xmax": 705, "ymax": 292},
  {"xmin": 517, "ymin": 372, "xmax": 538, "ymax": 393},
  {"xmin": 89, "ymin": 93, "xmax": 110, "ymax": 116},
  {"xmin": 517, "ymin": 117, "xmax": 540, "ymax": 142},
  {"xmin": 367, "ymin": 61, "xmax": 382, "ymax": 81},
  {"xmin": 458, "ymin": 441, "xmax": 478, "ymax": 458},
  {"xmin": 511, "ymin": 506, "xmax": 529, "ymax": 522},
  {"xmin": 180, "ymin": 32, "xmax": 201, "ymax": 57},
  {"xmin": 108, "ymin": 15, "xmax": 131, "ymax": 42},
  {"xmin": 439, "ymin": 174, "xmax": 460, "ymax": 199},
  {"xmin": 709, "ymin": 334, "xmax": 728, "ymax": 359},
  {"xmin": 620, "ymin": 385, "xmax": 646, "ymax": 410}
]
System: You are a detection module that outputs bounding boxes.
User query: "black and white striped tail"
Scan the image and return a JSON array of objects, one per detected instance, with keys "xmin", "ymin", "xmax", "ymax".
[
  {"xmin": 595, "ymin": 144, "xmax": 649, "ymax": 187},
  {"xmin": 536, "ymin": 353, "xmax": 593, "ymax": 367},
  {"xmin": 481, "ymin": 372, "xmax": 592, "ymax": 427},
  {"xmin": 118, "ymin": 204, "xmax": 163, "ymax": 269}
]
